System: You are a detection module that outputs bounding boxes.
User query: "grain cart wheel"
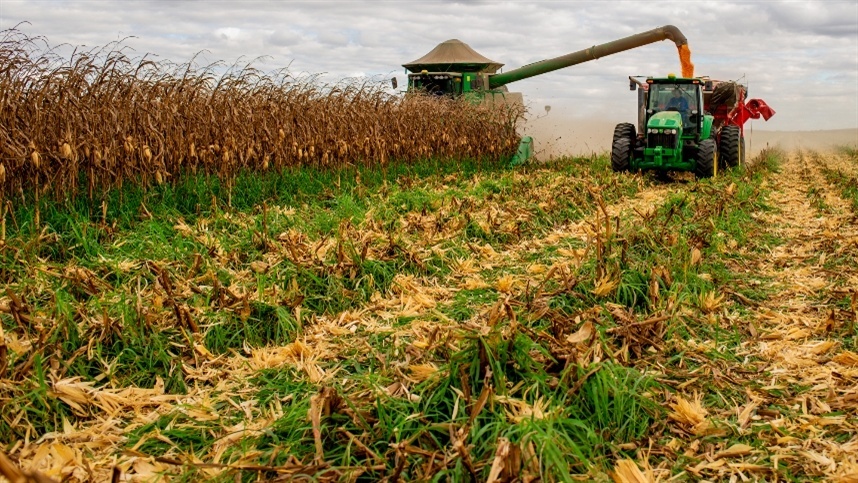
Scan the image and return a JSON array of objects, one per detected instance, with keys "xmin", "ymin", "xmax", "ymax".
[
  {"xmin": 613, "ymin": 122, "xmax": 636, "ymax": 144},
  {"xmin": 719, "ymin": 125, "xmax": 742, "ymax": 168},
  {"xmin": 611, "ymin": 137, "xmax": 632, "ymax": 172},
  {"xmin": 695, "ymin": 138, "xmax": 717, "ymax": 179}
]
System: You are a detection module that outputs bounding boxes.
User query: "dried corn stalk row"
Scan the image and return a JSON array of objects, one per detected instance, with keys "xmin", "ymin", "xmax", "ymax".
[{"xmin": 0, "ymin": 28, "xmax": 524, "ymax": 200}]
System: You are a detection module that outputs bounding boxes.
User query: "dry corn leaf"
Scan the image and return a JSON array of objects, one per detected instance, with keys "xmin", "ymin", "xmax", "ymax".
[
  {"xmin": 799, "ymin": 450, "xmax": 836, "ymax": 471},
  {"xmin": 807, "ymin": 340, "xmax": 837, "ymax": 355},
  {"xmin": 566, "ymin": 321, "xmax": 594, "ymax": 345},
  {"xmin": 452, "ymin": 257, "xmax": 480, "ymax": 275},
  {"xmin": 833, "ymin": 351, "xmax": 858, "ymax": 366},
  {"xmin": 249, "ymin": 261, "xmax": 269, "ymax": 274},
  {"xmin": 592, "ymin": 274, "xmax": 619, "ymax": 297},
  {"xmin": 669, "ymin": 394, "xmax": 710, "ymax": 434},
  {"xmin": 558, "ymin": 247, "xmax": 587, "ymax": 259},
  {"xmin": 699, "ymin": 291, "xmax": 725, "ymax": 314},
  {"xmin": 715, "ymin": 443, "xmax": 753, "ymax": 459},
  {"xmin": 609, "ymin": 459, "xmax": 653, "ymax": 483},
  {"xmin": 495, "ymin": 396, "xmax": 552, "ymax": 423},
  {"xmin": 461, "ymin": 276, "xmax": 489, "ymax": 290},
  {"xmin": 495, "ymin": 275, "xmax": 516, "ymax": 294},
  {"xmin": 738, "ymin": 401, "xmax": 758, "ymax": 430},
  {"xmin": 526, "ymin": 264, "xmax": 547, "ymax": 274},
  {"xmin": 690, "ymin": 247, "xmax": 702, "ymax": 266},
  {"xmin": 408, "ymin": 363, "xmax": 439, "ymax": 382},
  {"xmin": 485, "ymin": 438, "xmax": 510, "ymax": 483}
]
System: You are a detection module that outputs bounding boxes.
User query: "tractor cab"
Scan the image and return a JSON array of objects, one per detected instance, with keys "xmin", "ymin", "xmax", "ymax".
[
  {"xmin": 646, "ymin": 80, "xmax": 701, "ymax": 137},
  {"xmin": 640, "ymin": 75, "xmax": 709, "ymax": 144}
]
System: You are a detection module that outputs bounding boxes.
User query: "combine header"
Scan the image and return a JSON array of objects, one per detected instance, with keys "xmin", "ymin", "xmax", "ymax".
[{"xmin": 613, "ymin": 75, "xmax": 775, "ymax": 178}]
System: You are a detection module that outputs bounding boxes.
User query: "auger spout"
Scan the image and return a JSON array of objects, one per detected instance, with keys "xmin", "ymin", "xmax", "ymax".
[{"xmin": 488, "ymin": 25, "xmax": 688, "ymax": 89}]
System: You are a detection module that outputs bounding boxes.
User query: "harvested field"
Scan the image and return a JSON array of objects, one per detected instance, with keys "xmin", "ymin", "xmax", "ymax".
[{"xmin": 2, "ymin": 142, "xmax": 857, "ymax": 482}]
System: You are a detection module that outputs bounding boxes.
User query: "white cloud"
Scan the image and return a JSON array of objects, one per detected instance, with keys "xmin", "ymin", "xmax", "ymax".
[{"xmin": 1, "ymin": 0, "xmax": 857, "ymax": 130}]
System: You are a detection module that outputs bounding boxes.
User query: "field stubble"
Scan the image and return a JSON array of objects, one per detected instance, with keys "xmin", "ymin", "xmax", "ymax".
[{"xmin": 5, "ymin": 144, "xmax": 856, "ymax": 482}]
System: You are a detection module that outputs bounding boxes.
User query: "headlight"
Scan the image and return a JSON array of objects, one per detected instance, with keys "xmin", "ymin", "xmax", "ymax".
[{"xmin": 670, "ymin": 129, "xmax": 677, "ymax": 134}]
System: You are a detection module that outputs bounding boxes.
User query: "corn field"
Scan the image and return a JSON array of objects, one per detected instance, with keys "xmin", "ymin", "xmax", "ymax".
[{"xmin": 0, "ymin": 28, "xmax": 523, "ymax": 201}]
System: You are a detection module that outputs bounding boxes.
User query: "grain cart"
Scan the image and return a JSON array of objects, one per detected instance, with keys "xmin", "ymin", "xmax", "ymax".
[
  {"xmin": 402, "ymin": 25, "xmax": 691, "ymax": 164},
  {"xmin": 612, "ymin": 75, "xmax": 775, "ymax": 178}
]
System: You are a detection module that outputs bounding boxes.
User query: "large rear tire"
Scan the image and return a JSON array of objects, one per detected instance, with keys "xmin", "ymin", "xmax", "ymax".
[
  {"xmin": 695, "ymin": 138, "xmax": 717, "ymax": 179},
  {"xmin": 611, "ymin": 137, "xmax": 632, "ymax": 172},
  {"xmin": 720, "ymin": 125, "xmax": 741, "ymax": 168}
]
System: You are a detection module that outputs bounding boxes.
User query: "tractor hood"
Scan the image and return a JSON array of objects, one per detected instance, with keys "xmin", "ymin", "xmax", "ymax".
[{"xmin": 647, "ymin": 111, "xmax": 682, "ymax": 130}]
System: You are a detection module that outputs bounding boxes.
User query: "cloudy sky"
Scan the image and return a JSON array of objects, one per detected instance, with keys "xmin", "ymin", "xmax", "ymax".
[{"xmin": 2, "ymin": 0, "xmax": 857, "ymax": 131}]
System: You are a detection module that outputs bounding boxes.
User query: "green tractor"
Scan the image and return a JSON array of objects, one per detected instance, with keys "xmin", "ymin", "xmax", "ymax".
[{"xmin": 612, "ymin": 75, "xmax": 775, "ymax": 178}]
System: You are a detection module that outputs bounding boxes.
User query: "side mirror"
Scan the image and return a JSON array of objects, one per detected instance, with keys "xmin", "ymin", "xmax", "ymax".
[
  {"xmin": 689, "ymin": 110, "xmax": 700, "ymax": 124},
  {"xmin": 391, "ymin": 77, "xmax": 398, "ymax": 89},
  {"xmin": 629, "ymin": 79, "xmax": 637, "ymax": 91}
]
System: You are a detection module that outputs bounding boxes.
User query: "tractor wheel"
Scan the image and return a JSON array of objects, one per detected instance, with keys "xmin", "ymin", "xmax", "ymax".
[
  {"xmin": 695, "ymin": 138, "xmax": 717, "ymax": 179},
  {"xmin": 613, "ymin": 122, "xmax": 636, "ymax": 143},
  {"xmin": 611, "ymin": 137, "xmax": 632, "ymax": 172},
  {"xmin": 720, "ymin": 125, "xmax": 741, "ymax": 168}
]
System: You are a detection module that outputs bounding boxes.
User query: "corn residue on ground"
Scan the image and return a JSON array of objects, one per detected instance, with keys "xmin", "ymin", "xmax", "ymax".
[{"xmin": 2, "ymin": 147, "xmax": 858, "ymax": 482}]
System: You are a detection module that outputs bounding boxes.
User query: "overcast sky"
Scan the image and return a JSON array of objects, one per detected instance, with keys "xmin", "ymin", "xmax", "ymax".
[{"xmin": 2, "ymin": 0, "xmax": 857, "ymax": 131}]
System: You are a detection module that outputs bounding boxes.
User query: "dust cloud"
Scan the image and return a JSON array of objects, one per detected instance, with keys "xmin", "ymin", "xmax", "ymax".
[
  {"xmin": 747, "ymin": 129, "xmax": 858, "ymax": 154},
  {"xmin": 520, "ymin": 115, "xmax": 857, "ymax": 160},
  {"xmin": 520, "ymin": 116, "xmax": 621, "ymax": 159}
]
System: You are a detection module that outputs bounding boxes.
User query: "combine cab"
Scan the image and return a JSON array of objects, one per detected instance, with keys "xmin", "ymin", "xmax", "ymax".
[{"xmin": 612, "ymin": 75, "xmax": 774, "ymax": 178}]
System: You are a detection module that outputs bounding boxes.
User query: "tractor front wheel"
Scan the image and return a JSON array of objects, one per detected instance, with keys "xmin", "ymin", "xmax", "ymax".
[
  {"xmin": 695, "ymin": 138, "xmax": 717, "ymax": 179},
  {"xmin": 613, "ymin": 122, "xmax": 636, "ymax": 144},
  {"xmin": 720, "ymin": 125, "xmax": 742, "ymax": 168},
  {"xmin": 611, "ymin": 137, "xmax": 632, "ymax": 172}
]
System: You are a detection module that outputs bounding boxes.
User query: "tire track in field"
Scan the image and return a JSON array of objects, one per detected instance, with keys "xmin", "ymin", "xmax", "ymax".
[{"xmin": 742, "ymin": 150, "xmax": 858, "ymax": 480}]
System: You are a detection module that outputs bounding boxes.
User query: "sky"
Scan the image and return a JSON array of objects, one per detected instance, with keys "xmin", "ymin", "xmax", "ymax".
[{"xmin": 2, "ymin": 0, "xmax": 857, "ymax": 131}]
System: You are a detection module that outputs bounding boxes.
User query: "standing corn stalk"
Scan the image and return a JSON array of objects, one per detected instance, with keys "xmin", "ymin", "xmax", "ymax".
[{"xmin": 0, "ymin": 28, "xmax": 524, "ymax": 202}]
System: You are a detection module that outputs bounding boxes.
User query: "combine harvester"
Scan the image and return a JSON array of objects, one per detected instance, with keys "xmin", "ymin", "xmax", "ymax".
[{"xmin": 612, "ymin": 75, "xmax": 775, "ymax": 178}]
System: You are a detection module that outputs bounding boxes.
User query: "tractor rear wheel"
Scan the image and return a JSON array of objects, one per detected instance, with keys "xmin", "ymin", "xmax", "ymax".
[
  {"xmin": 611, "ymin": 137, "xmax": 632, "ymax": 172},
  {"xmin": 720, "ymin": 125, "xmax": 741, "ymax": 168},
  {"xmin": 695, "ymin": 138, "xmax": 717, "ymax": 179}
]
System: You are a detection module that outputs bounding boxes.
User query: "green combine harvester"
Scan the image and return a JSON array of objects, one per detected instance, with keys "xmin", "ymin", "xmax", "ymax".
[{"xmin": 401, "ymin": 25, "xmax": 691, "ymax": 165}]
